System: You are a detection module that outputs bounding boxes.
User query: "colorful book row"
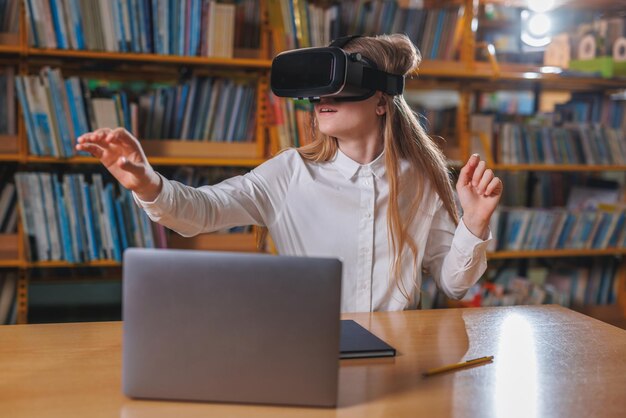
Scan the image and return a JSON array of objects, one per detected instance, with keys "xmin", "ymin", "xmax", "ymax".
[
  {"xmin": 15, "ymin": 67, "xmax": 258, "ymax": 157},
  {"xmin": 267, "ymin": 95, "xmax": 313, "ymax": 151},
  {"xmin": 24, "ymin": 0, "xmax": 260, "ymax": 57},
  {"xmin": 14, "ymin": 172, "xmax": 162, "ymax": 263},
  {"xmin": 555, "ymin": 93, "xmax": 626, "ymax": 128},
  {"xmin": 497, "ymin": 123, "xmax": 626, "ymax": 165},
  {"xmin": 491, "ymin": 206, "xmax": 626, "ymax": 252},
  {"xmin": 137, "ymin": 76, "xmax": 257, "ymax": 143},
  {"xmin": 462, "ymin": 258, "xmax": 620, "ymax": 308},
  {"xmin": 268, "ymin": 0, "xmax": 463, "ymax": 61}
]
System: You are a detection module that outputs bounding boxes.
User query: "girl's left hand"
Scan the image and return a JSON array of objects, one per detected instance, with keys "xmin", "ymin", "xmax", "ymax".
[{"xmin": 456, "ymin": 154, "xmax": 503, "ymax": 239}]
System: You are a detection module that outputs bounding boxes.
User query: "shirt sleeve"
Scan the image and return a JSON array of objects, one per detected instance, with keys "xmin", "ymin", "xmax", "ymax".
[
  {"xmin": 132, "ymin": 150, "xmax": 295, "ymax": 237},
  {"xmin": 422, "ymin": 203, "xmax": 492, "ymax": 300}
]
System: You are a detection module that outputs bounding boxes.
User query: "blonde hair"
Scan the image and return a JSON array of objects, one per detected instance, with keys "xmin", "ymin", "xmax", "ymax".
[{"xmin": 260, "ymin": 34, "xmax": 459, "ymax": 300}]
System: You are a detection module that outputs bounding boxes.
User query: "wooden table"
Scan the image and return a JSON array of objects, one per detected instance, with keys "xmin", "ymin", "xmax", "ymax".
[{"xmin": 1, "ymin": 305, "xmax": 625, "ymax": 418}]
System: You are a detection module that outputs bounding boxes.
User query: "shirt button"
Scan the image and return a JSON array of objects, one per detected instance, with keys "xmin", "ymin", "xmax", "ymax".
[
  {"xmin": 363, "ymin": 179, "xmax": 370, "ymax": 186},
  {"xmin": 365, "ymin": 213, "xmax": 371, "ymax": 218}
]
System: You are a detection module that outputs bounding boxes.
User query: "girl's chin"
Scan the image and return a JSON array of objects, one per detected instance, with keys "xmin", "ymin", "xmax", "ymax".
[
  {"xmin": 320, "ymin": 132, "xmax": 343, "ymax": 139},
  {"xmin": 317, "ymin": 126, "xmax": 343, "ymax": 138},
  {"xmin": 317, "ymin": 128, "xmax": 333, "ymax": 137}
]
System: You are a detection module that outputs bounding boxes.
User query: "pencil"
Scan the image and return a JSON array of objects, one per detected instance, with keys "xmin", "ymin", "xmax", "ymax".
[{"xmin": 423, "ymin": 355, "xmax": 494, "ymax": 377}]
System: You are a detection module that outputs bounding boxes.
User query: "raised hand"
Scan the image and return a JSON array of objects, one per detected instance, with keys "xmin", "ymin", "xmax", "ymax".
[
  {"xmin": 76, "ymin": 128, "xmax": 162, "ymax": 201},
  {"xmin": 456, "ymin": 154, "xmax": 503, "ymax": 239}
]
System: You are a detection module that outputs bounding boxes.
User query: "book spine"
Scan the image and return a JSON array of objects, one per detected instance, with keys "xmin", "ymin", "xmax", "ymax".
[
  {"xmin": 52, "ymin": 175, "xmax": 75, "ymax": 262},
  {"xmin": 14, "ymin": 77, "xmax": 42, "ymax": 155},
  {"xmin": 49, "ymin": 0, "xmax": 68, "ymax": 49},
  {"xmin": 80, "ymin": 178, "xmax": 98, "ymax": 261}
]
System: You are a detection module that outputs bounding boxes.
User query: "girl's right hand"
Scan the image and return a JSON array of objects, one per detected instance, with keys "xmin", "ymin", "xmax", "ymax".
[{"xmin": 76, "ymin": 128, "xmax": 162, "ymax": 201}]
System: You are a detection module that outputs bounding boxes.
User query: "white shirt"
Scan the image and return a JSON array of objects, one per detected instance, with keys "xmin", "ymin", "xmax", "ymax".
[{"xmin": 134, "ymin": 148, "xmax": 491, "ymax": 313}]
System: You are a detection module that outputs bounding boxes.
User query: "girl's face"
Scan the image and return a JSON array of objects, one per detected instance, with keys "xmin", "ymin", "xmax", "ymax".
[{"xmin": 313, "ymin": 93, "xmax": 385, "ymax": 142}]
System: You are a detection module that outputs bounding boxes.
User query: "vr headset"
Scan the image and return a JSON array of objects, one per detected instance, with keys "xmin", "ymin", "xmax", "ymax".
[{"xmin": 270, "ymin": 35, "xmax": 405, "ymax": 102}]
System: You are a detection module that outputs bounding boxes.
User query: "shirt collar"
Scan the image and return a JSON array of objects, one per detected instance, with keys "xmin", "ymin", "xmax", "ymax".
[{"xmin": 330, "ymin": 148, "xmax": 386, "ymax": 180}]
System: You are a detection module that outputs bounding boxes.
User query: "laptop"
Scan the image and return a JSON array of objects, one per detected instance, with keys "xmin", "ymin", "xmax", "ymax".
[{"xmin": 122, "ymin": 248, "xmax": 342, "ymax": 407}]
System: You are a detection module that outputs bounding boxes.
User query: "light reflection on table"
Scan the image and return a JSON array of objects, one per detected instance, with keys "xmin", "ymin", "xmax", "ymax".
[{"xmin": 493, "ymin": 313, "xmax": 539, "ymax": 418}]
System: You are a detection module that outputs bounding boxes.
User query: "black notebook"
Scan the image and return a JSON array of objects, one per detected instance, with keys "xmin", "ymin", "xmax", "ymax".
[{"xmin": 339, "ymin": 320, "xmax": 396, "ymax": 359}]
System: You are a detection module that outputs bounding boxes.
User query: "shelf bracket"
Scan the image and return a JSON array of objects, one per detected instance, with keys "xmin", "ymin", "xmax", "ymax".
[{"xmin": 476, "ymin": 42, "xmax": 500, "ymax": 78}]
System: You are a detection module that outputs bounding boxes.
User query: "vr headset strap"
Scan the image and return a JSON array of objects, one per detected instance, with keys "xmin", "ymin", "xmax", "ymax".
[
  {"xmin": 329, "ymin": 35, "xmax": 405, "ymax": 96},
  {"xmin": 329, "ymin": 35, "xmax": 362, "ymax": 49},
  {"xmin": 362, "ymin": 67, "xmax": 405, "ymax": 96}
]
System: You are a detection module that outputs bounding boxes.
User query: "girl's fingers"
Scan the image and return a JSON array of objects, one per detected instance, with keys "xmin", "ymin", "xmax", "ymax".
[
  {"xmin": 484, "ymin": 177, "xmax": 503, "ymax": 196},
  {"xmin": 107, "ymin": 128, "xmax": 142, "ymax": 154},
  {"xmin": 77, "ymin": 128, "xmax": 112, "ymax": 146},
  {"xmin": 76, "ymin": 143, "xmax": 105, "ymax": 159},
  {"xmin": 476, "ymin": 169, "xmax": 494, "ymax": 194},
  {"xmin": 458, "ymin": 154, "xmax": 480, "ymax": 187},
  {"xmin": 471, "ymin": 160, "xmax": 486, "ymax": 188}
]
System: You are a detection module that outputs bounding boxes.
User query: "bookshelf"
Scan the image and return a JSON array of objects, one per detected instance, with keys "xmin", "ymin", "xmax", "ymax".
[
  {"xmin": 0, "ymin": 0, "xmax": 21, "ymax": 325},
  {"xmin": 25, "ymin": 48, "xmax": 272, "ymax": 68},
  {"xmin": 463, "ymin": 1, "xmax": 626, "ymax": 326},
  {"xmin": 0, "ymin": 0, "xmax": 271, "ymax": 323},
  {"xmin": 0, "ymin": 0, "xmax": 624, "ymax": 325},
  {"xmin": 266, "ymin": 0, "xmax": 626, "ymax": 325}
]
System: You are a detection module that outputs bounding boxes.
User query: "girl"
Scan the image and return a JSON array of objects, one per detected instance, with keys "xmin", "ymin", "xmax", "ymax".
[{"xmin": 76, "ymin": 34, "xmax": 502, "ymax": 313}]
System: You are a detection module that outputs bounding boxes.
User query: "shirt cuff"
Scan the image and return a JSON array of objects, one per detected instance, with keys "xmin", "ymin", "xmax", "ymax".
[
  {"xmin": 453, "ymin": 217, "xmax": 493, "ymax": 259},
  {"xmin": 132, "ymin": 172, "xmax": 172, "ymax": 209}
]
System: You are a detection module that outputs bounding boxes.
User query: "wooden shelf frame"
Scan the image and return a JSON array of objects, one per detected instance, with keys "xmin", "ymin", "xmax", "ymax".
[
  {"xmin": 416, "ymin": 61, "xmax": 626, "ymax": 88},
  {"xmin": 0, "ymin": 44, "xmax": 20, "ymax": 54},
  {"xmin": 480, "ymin": 0, "xmax": 626, "ymax": 13},
  {"xmin": 24, "ymin": 48, "xmax": 273, "ymax": 69},
  {"xmin": 0, "ymin": 233, "xmax": 22, "ymax": 267},
  {"xmin": 0, "ymin": 154, "xmax": 20, "ymax": 162},
  {"xmin": 19, "ymin": 231, "xmax": 259, "ymax": 269},
  {"xmin": 493, "ymin": 164, "xmax": 626, "ymax": 172},
  {"xmin": 25, "ymin": 156, "xmax": 266, "ymax": 167},
  {"xmin": 0, "ymin": 134, "xmax": 20, "ymax": 160},
  {"xmin": 25, "ymin": 147, "xmax": 267, "ymax": 166},
  {"xmin": 26, "ymin": 260, "xmax": 121, "ymax": 269},
  {"xmin": 0, "ymin": 260, "xmax": 24, "ymax": 268},
  {"xmin": 488, "ymin": 249, "xmax": 626, "ymax": 260}
]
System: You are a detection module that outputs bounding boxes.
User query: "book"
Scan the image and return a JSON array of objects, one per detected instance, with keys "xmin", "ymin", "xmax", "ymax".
[
  {"xmin": 339, "ymin": 320, "xmax": 396, "ymax": 359},
  {"xmin": 0, "ymin": 272, "xmax": 17, "ymax": 324},
  {"xmin": 91, "ymin": 97, "xmax": 120, "ymax": 129}
]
